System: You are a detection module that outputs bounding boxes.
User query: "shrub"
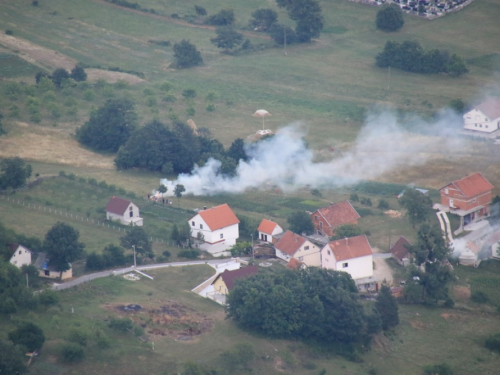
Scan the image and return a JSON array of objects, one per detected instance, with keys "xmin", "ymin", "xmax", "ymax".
[
  {"xmin": 182, "ymin": 89, "xmax": 197, "ymax": 99},
  {"xmin": 39, "ymin": 289, "xmax": 59, "ymax": 306},
  {"xmin": 206, "ymin": 9, "xmax": 234, "ymax": 26},
  {"xmin": 67, "ymin": 329, "xmax": 88, "ymax": 347},
  {"xmin": 377, "ymin": 199, "xmax": 389, "ymax": 209},
  {"xmin": 5, "ymin": 30, "xmax": 13, "ymax": 35},
  {"xmin": 471, "ymin": 291, "xmax": 489, "ymax": 304},
  {"xmin": 350, "ymin": 193, "xmax": 359, "ymax": 202},
  {"xmin": 376, "ymin": 5, "xmax": 404, "ymax": 32},
  {"xmin": 485, "ymin": 333, "xmax": 500, "ymax": 353},
  {"xmin": 194, "ymin": 5, "xmax": 207, "ymax": 16},
  {"xmin": 178, "ymin": 249, "xmax": 201, "ymax": 259},
  {"xmin": 109, "ymin": 317, "xmax": 133, "ymax": 332},
  {"xmin": 61, "ymin": 342, "xmax": 86, "ymax": 363}
]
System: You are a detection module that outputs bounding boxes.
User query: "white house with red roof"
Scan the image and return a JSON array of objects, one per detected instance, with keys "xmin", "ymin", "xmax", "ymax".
[
  {"xmin": 438, "ymin": 173, "xmax": 493, "ymax": 229},
  {"xmin": 189, "ymin": 204, "xmax": 240, "ymax": 256},
  {"xmin": 463, "ymin": 98, "xmax": 500, "ymax": 133},
  {"xmin": 257, "ymin": 219, "xmax": 283, "ymax": 244},
  {"xmin": 105, "ymin": 196, "xmax": 143, "ymax": 226},
  {"xmin": 321, "ymin": 235, "xmax": 374, "ymax": 282},
  {"xmin": 310, "ymin": 201, "xmax": 360, "ymax": 237},
  {"xmin": 274, "ymin": 230, "xmax": 321, "ymax": 266},
  {"xmin": 8, "ymin": 244, "xmax": 32, "ymax": 268}
]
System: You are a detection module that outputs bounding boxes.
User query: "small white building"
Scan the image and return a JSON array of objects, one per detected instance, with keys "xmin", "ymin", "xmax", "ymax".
[
  {"xmin": 257, "ymin": 219, "xmax": 283, "ymax": 244},
  {"xmin": 8, "ymin": 244, "xmax": 31, "ymax": 268},
  {"xmin": 274, "ymin": 230, "xmax": 321, "ymax": 267},
  {"xmin": 321, "ymin": 235, "xmax": 374, "ymax": 282},
  {"xmin": 463, "ymin": 97, "xmax": 500, "ymax": 133},
  {"xmin": 189, "ymin": 204, "xmax": 240, "ymax": 257},
  {"xmin": 105, "ymin": 196, "xmax": 143, "ymax": 226}
]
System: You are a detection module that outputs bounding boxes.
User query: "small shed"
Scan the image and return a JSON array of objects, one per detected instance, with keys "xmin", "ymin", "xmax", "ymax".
[
  {"xmin": 390, "ymin": 236, "xmax": 413, "ymax": 266},
  {"xmin": 105, "ymin": 196, "xmax": 143, "ymax": 226}
]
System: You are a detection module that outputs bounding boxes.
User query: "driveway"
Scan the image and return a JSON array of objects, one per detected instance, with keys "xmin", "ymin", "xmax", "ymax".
[{"xmin": 372, "ymin": 248, "xmax": 394, "ymax": 286}]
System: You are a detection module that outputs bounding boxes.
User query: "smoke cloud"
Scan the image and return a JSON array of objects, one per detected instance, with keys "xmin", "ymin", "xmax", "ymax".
[{"xmin": 159, "ymin": 108, "xmax": 466, "ymax": 196}]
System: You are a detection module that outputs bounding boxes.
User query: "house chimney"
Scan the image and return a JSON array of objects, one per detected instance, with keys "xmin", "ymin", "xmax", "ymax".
[
  {"xmin": 203, "ymin": 206, "xmax": 207, "ymax": 210},
  {"xmin": 345, "ymin": 237, "xmax": 348, "ymax": 245}
]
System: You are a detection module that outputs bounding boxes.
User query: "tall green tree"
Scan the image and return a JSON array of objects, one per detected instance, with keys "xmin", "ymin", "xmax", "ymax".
[
  {"xmin": 276, "ymin": 0, "xmax": 323, "ymax": 43},
  {"xmin": 376, "ymin": 4, "xmax": 404, "ymax": 32},
  {"xmin": 8, "ymin": 322, "xmax": 45, "ymax": 352},
  {"xmin": 0, "ymin": 157, "xmax": 32, "ymax": 190},
  {"xmin": 0, "ymin": 339, "xmax": 27, "ymax": 374},
  {"xmin": 375, "ymin": 285, "xmax": 399, "ymax": 330},
  {"xmin": 120, "ymin": 227, "xmax": 152, "ymax": 257},
  {"xmin": 70, "ymin": 65, "xmax": 87, "ymax": 82},
  {"xmin": 173, "ymin": 40, "xmax": 203, "ymax": 68},
  {"xmin": 227, "ymin": 138, "xmax": 247, "ymax": 162},
  {"xmin": 249, "ymin": 8, "xmax": 278, "ymax": 31},
  {"xmin": 77, "ymin": 98, "xmax": 138, "ymax": 152},
  {"xmin": 51, "ymin": 68, "xmax": 71, "ymax": 87},
  {"xmin": 398, "ymin": 189, "xmax": 432, "ymax": 228},
  {"xmin": 210, "ymin": 26, "xmax": 244, "ymax": 52},
  {"xmin": 174, "ymin": 184, "xmax": 186, "ymax": 207},
  {"xmin": 287, "ymin": 211, "xmax": 314, "ymax": 235},
  {"xmin": 43, "ymin": 222, "xmax": 85, "ymax": 275}
]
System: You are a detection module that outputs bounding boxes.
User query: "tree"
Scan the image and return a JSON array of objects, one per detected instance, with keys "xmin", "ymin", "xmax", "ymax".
[
  {"xmin": 448, "ymin": 98, "xmax": 465, "ymax": 113},
  {"xmin": 268, "ymin": 24, "xmax": 297, "ymax": 45},
  {"xmin": 0, "ymin": 157, "xmax": 32, "ymax": 190},
  {"xmin": 174, "ymin": 184, "xmax": 186, "ymax": 206},
  {"xmin": 43, "ymin": 222, "xmax": 84, "ymax": 275},
  {"xmin": 194, "ymin": 5, "xmax": 207, "ymax": 16},
  {"xmin": 158, "ymin": 184, "xmax": 167, "ymax": 194},
  {"xmin": 249, "ymin": 8, "xmax": 278, "ymax": 31},
  {"xmin": 70, "ymin": 65, "xmax": 87, "ymax": 82},
  {"xmin": 206, "ymin": 9, "xmax": 235, "ymax": 26},
  {"xmin": 0, "ymin": 339, "xmax": 27, "ymax": 375},
  {"xmin": 21, "ymin": 264, "xmax": 40, "ymax": 288},
  {"xmin": 398, "ymin": 189, "xmax": 432, "ymax": 228},
  {"xmin": 0, "ymin": 111, "xmax": 5, "ymax": 136},
  {"xmin": 375, "ymin": 285, "xmax": 399, "ymax": 330},
  {"xmin": 173, "ymin": 40, "xmax": 203, "ymax": 68},
  {"xmin": 77, "ymin": 98, "xmax": 138, "ymax": 152},
  {"xmin": 227, "ymin": 138, "xmax": 247, "ymax": 162},
  {"xmin": 330, "ymin": 224, "xmax": 362, "ymax": 241},
  {"xmin": 51, "ymin": 68, "xmax": 71, "ymax": 87},
  {"xmin": 120, "ymin": 227, "xmax": 152, "ymax": 257},
  {"xmin": 276, "ymin": 0, "xmax": 324, "ymax": 43},
  {"xmin": 446, "ymin": 54, "xmax": 468, "ymax": 77},
  {"xmin": 376, "ymin": 4, "xmax": 404, "ymax": 32},
  {"xmin": 287, "ymin": 211, "xmax": 314, "ymax": 235},
  {"xmin": 211, "ymin": 26, "xmax": 244, "ymax": 52},
  {"xmin": 8, "ymin": 322, "xmax": 45, "ymax": 351}
]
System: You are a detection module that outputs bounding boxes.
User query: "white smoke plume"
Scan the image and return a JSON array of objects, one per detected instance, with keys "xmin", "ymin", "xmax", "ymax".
[{"xmin": 159, "ymin": 108, "xmax": 465, "ymax": 196}]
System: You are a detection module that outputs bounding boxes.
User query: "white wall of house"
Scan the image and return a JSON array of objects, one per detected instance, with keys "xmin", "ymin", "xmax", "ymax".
[
  {"xmin": 190, "ymin": 215, "xmax": 239, "ymax": 246},
  {"xmin": 9, "ymin": 245, "xmax": 31, "ymax": 268},
  {"xmin": 106, "ymin": 203, "xmax": 143, "ymax": 226},
  {"xmin": 293, "ymin": 241, "xmax": 321, "ymax": 267},
  {"xmin": 276, "ymin": 249, "xmax": 292, "ymax": 262},
  {"xmin": 259, "ymin": 224, "xmax": 283, "ymax": 243},
  {"xmin": 463, "ymin": 109, "xmax": 500, "ymax": 133},
  {"xmin": 321, "ymin": 245, "xmax": 373, "ymax": 280}
]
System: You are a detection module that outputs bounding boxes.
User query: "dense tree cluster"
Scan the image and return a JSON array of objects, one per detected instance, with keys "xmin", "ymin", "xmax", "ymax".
[
  {"xmin": 86, "ymin": 244, "xmax": 127, "ymax": 271},
  {"xmin": 0, "ymin": 157, "xmax": 32, "ymax": 190},
  {"xmin": 115, "ymin": 119, "xmax": 247, "ymax": 175},
  {"xmin": 227, "ymin": 268, "xmax": 380, "ymax": 349},
  {"xmin": 287, "ymin": 211, "xmax": 315, "ymax": 235},
  {"xmin": 35, "ymin": 65, "xmax": 87, "ymax": 87},
  {"xmin": 76, "ymin": 98, "xmax": 138, "ymax": 152},
  {"xmin": 376, "ymin": 40, "xmax": 468, "ymax": 76},
  {"xmin": 206, "ymin": 9, "xmax": 235, "ymax": 26},
  {"xmin": 249, "ymin": 9, "xmax": 278, "ymax": 31},
  {"xmin": 398, "ymin": 188, "xmax": 432, "ymax": 228},
  {"xmin": 211, "ymin": 26, "xmax": 244, "ymax": 52},
  {"xmin": 172, "ymin": 40, "xmax": 203, "ymax": 68},
  {"xmin": 276, "ymin": 0, "xmax": 324, "ymax": 43},
  {"xmin": 376, "ymin": 4, "xmax": 404, "ymax": 32}
]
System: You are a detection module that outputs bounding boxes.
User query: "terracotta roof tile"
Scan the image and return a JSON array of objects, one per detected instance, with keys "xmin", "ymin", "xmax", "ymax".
[
  {"xmin": 105, "ymin": 196, "xmax": 132, "ymax": 215},
  {"xmin": 327, "ymin": 235, "xmax": 373, "ymax": 261},
  {"xmin": 258, "ymin": 219, "xmax": 279, "ymax": 234},
  {"xmin": 390, "ymin": 236, "xmax": 412, "ymax": 262},
  {"xmin": 275, "ymin": 231, "xmax": 306, "ymax": 256},
  {"xmin": 447, "ymin": 173, "xmax": 493, "ymax": 198},
  {"xmin": 195, "ymin": 204, "xmax": 240, "ymax": 231},
  {"xmin": 314, "ymin": 201, "xmax": 360, "ymax": 229},
  {"xmin": 476, "ymin": 97, "xmax": 500, "ymax": 120},
  {"xmin": 213, "ymin": 265, "xmax": 259, "ymax": 291},
  {"xmin": 286, "ymin": 258, "xmax": 304, "ymax": 269}
]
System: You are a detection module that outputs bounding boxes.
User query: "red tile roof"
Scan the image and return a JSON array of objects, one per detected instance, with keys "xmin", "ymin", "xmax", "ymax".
[
  {"xmin": 314, "ymin": 201, "xmax": 360, "ymax": 229},
  {"xmin": 196, "ymin": 204, "xmax": 240, "ymax": 231},
  {"xmin": 105, "ymin": 196, "xmax": 133, "ymax": 215},
  {"xmin": 446, "ymin": 173, "xmax": 493, "ymax": 198},
  {"xmin": 275, "ymin": 230, "xmax": 306, "ymax": 256},
  {"xmin": 476, "ymin": 97, "xmax": 500, "ymax": 120},
  {"xmin": 327, "ymin": 235, "xmax": 373, "ymax": 261},
  {"xmin": 390, "ymin": 236, "xmax": 412, "ymax": 262},
  {"xmin": 258, "ymin": 219, "xmax": 279, "ymax": 234},
  {"xmin": 213, "ymin": 265, "xmax": 259, "ymax": 291},
  {"xmin": 286, "ymin": 257, "xmax": 304, "ymax": 269}
]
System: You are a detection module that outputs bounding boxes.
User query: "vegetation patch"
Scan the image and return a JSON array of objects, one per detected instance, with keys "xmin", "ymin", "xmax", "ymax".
[{"xmin": 0, "ymin": 53, "xmax": 40, "ymax": 78}]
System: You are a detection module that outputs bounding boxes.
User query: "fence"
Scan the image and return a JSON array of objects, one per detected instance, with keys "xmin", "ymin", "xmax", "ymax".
[{"xmin": 0, "ymin": 194, "xmax": 176, "ymax": 245}]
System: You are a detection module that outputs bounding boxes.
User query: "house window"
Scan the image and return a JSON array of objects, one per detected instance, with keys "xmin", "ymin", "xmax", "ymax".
[
  {"xmin": 191, "ymin": 221, "xmax": 195, "ymax": 226},
  {"xmin": 220, "ymin": 233, "xmax": 224, "ymax": 239},
  {"xmin": 304, "ymin": 246, "xmax": 310, "ymax": 250},
  {"xmin": 319, "ymin": 221, "xmax": 323, "ymax": 229},
  {"xmin": 129, "ymin": 206, "xmax": 133, "ymax": 218},
  {"xmin": 444, "ymin": 188, "xmax": 448, "ymax": 194},
  {"xmin": 328, "ymin": 250, "xmax": 331, "ymax": 255},
  {"xmin": 200, "ymin": 224, "xmax": 203, "ymax": 229},
  {"xmin": 19, "ymin": 250, "xmax": 22, "ymax": 255},
  {"xmin": 486, "ymin": 125, "xmax": 489, "ymax": 128},
  {"xmin": 314, "ymin": 215, "xmax": 318, "ymax": 221},
  {"xmin": 342, "ymin": 262, "xmax": 348, "ymax": 268},
  {"xmin": 473, "ymin": 198, "xmax": 477, "ymax": 203},
  {"xmin": 44, "ymin": 270, "xmax": 50, "ymax": 276},
  {"xmin": 13, "ymin": 261, "xmax": 17, "ymax": 265}
]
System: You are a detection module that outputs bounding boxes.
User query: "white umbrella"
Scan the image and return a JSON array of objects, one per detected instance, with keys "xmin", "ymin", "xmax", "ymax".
[{"xmin": 253, "ymin": 109, "xmax": 271, "ymax": 130}]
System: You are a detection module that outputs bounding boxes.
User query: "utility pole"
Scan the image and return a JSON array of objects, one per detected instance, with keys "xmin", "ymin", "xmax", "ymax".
[
  {"xmin": 387, "ymin": 66, "xmax": 391, "ymax": 90},
  {"xmin": 132, "ymin": 245, "xmax": 136, "ymax": 268},
  {"xmin": 283, "ymin": 24, "xmax": 287, "ymax": 56},
  {"xmin": 250, "ymin": 234, "xmax": 254, "ymax": 260}
]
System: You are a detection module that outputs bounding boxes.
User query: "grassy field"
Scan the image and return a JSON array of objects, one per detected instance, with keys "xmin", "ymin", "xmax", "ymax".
[{"xmin": 2, "ymin": 265, "xmax": 500, "ymax": 375}]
